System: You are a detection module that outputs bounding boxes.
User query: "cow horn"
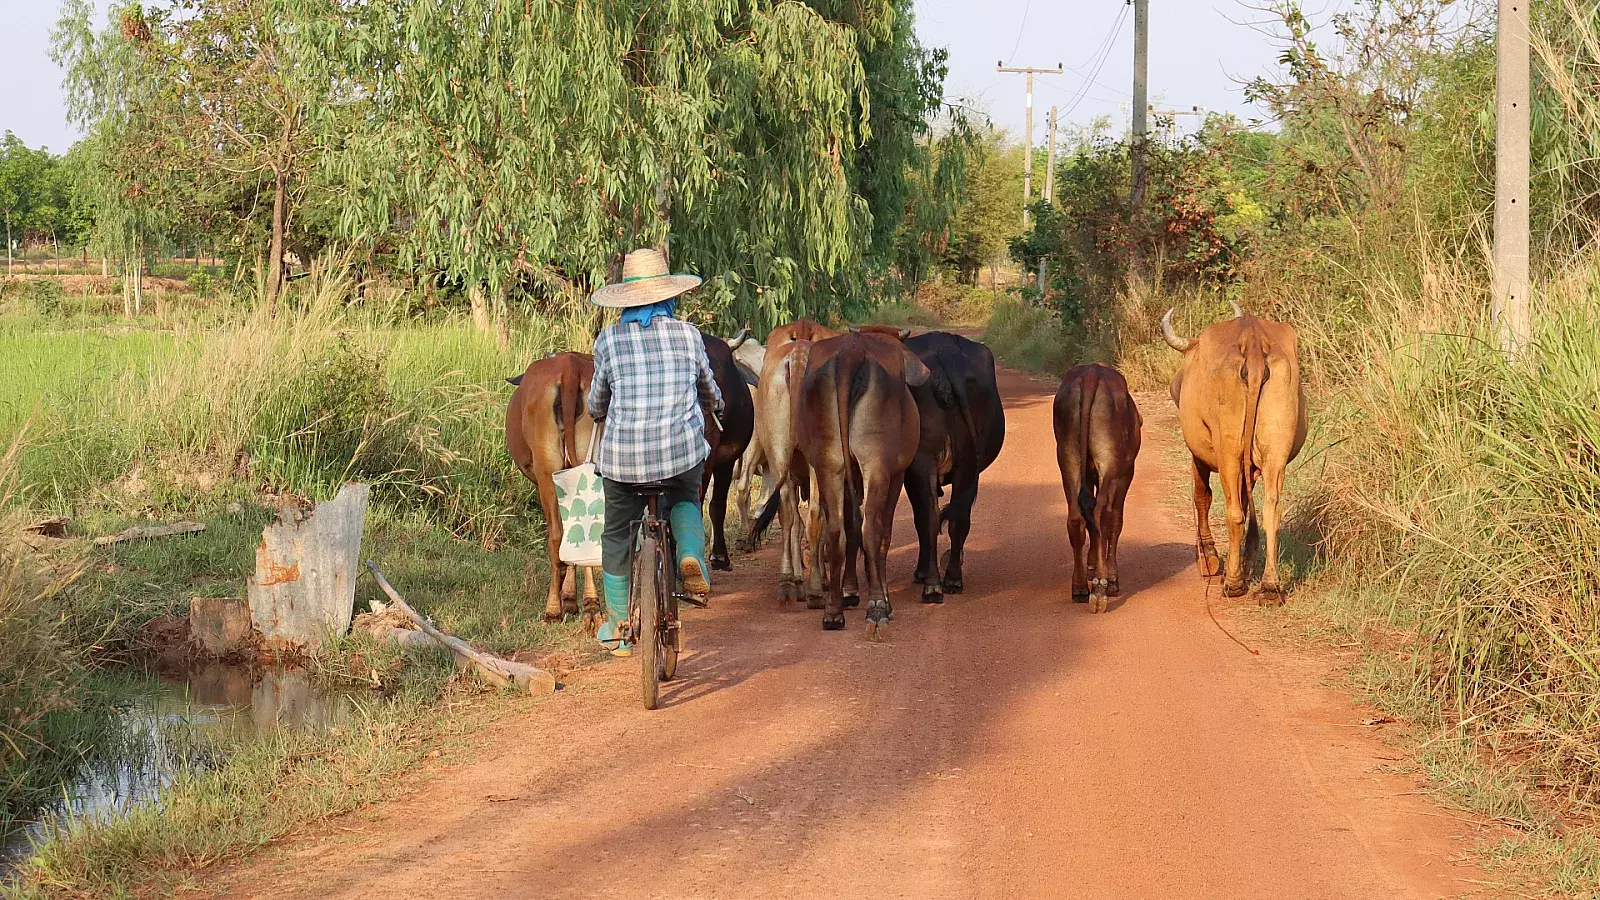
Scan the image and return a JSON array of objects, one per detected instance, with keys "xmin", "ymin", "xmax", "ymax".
[
  {"xmin": 898, "ymin": 328, "xmax": 912, "ymax": 341},
  {"xmin": 728, "ymin": 326, "xmax": 752, "ymax": 350},
  {"xmin": 1230, "ymin": 300, "xmax": 1243, "ymax": 319},
  {"xmin": 849, "ymin": 325, "xmax": 861, "ymax": 334},
  {"xmin": 1160, "ymin": 308, "xmax": 1192, "ymax": 352}
]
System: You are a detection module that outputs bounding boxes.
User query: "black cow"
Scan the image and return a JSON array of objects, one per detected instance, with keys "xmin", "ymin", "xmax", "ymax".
[
  {"xmin": 903, "ymin": 332, "xmax": 1006, "ymax": 603},
  {"xmin": 701, "ymin": 332, "xmax": 756, "ymax": 570}
]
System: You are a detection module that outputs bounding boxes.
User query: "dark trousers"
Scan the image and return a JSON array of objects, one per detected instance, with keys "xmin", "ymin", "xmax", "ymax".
[{"xmin": 601, "ymin": 462, "xmax": 704, "ymax": 578}]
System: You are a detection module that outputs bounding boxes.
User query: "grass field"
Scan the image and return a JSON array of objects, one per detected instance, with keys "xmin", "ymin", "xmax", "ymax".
[{"xmin": 0, "ymin": 269, "xmax": 610, "ymax": 897}]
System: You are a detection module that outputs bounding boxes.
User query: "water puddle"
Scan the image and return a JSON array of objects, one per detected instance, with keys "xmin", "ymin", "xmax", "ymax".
[{"xmin": 0, "ymin": 664, "xmax": 356, "ymax": 874}]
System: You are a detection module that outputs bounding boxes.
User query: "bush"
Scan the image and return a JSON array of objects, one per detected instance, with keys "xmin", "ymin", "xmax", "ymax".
[
  {"xmin": 22, "ymin": 280, "xmax": 66, "ymax": 317},
  {"xmin": 187, "ymin": 271, "xmax": 213, "ymax": 297}
]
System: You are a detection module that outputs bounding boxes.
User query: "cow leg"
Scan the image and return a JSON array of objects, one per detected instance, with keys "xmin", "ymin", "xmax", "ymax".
[
  {"xmin": 579, "ymin": 567, "xmax": 602, "ymax": 636},
  {"xmin": 1060, "ymin": 447, "xmax": 1090, "ymax": 603},
  {"xmin": 708, "ymin": 457, "xmax": 736, "ymax": 571},
  {"xmin": 538, "ymin": 487, "xmax": 571, "ymax": 620},
  {"xmin": 1088, "ymin": 471, "xmax": 1130, "ymax": 614},
  {"xmin": 905, "ymin": 463, "xmax": 943, "ymax": 604},
  {"xmin": 1191, "ymin": 458, "xmax": 1223, "ymax": 578},
  {"xmin": 1220, "ymin": 460, "xmax": 1251, "ymax": 597},
  {"xmin": 941, "ymin": 472, "xmax": 978, "ymax": 595},
  {"xmin": 841, "ymin": 472, "xmax": 862, "ymax": 609},
  {"xmin": 815, "ymin": 467, "xmax": 849, "ymax": 630},
  {"xmin": 861, "ymin": 472, "xmax": 898, "ymax": 641},
  {"xmin": 1257, "ymin": 464, "xmax": 1287, "ymax": 606},
  {"xmin": 776, "ymin": 480, "xmax": 801, "ymax": 603},
  {"xmin": 803, "ymin": 470, "xmax": 828, "ymax": 609}
]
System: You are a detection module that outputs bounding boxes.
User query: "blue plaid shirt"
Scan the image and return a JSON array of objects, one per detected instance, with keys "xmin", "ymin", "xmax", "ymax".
[{"xmin": 587, "ymin": 318, "xmax": 723, "ymax": 483}]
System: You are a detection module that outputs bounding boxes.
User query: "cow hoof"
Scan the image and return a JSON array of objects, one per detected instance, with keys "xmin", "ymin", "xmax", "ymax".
[
  {"xmin": 580, "ymin": 611, "xmax": 601, "ymax": 638},
  {"xmin": 865, "ymin": 618, "xmax": 889, "ymax": 643},
  {"xmin": 711, "ymin": 555, "xmax": 732, "ymax": 572},
  {"xmin": 805, "ymin": 593, "xmax": 825, "ymax": 610},
  {"xmin": 1223, "ymin": 579, "xmax": 1249, "ymax": 598},
  {"xmin": 942, "ymin": 578, "xmax": 964, "ymax": 595},
  {"xmin": 544, "ymin": 606, "xmax": 566, "ymax": 622},
  {"xmin": 1088, "ymin": 593, "xmax": 1109, "ymax": 614},
  {"xmin": 842, "ymin": 594, "xmax": 861, "ymax": 609},
  {"xmin": 1071, "ymin": 589, "xmax": 1089, "ymax": 603},
  {"xmin": 921, "ymin": 587, "xmax": 944, "ymax": 605},
  {"xmin": 1105, "ymin": 578, "xmax": 1120, "ymax": 597},
  {"xmin": 1257, "ymin": 584, "xmax": 1285, "ymax": 607},
  {"xmin": 561, "ymin": 596, "xmax": 581, "ymax": 617},
  {"xmin": 778, "ymin": 581, "xmax": 797, "ymax": 602},
  {"xmin": 822, "ymin": 613, "xmax": 846, "ymax": 631},
  {"xmin": 1198, "ymin": 550, "xmax": 1222, "ymax": 577}
]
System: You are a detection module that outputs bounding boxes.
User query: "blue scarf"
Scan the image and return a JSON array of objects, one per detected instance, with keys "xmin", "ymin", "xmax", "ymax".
[{"xmin": 619, "ymin": 298, "xmax": 677, "ymax": 328}]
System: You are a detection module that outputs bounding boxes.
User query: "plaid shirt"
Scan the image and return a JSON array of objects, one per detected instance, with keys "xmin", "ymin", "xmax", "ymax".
[{"xmin": 587, "ymin": 318, "xmax": 723, "ymax": 483}]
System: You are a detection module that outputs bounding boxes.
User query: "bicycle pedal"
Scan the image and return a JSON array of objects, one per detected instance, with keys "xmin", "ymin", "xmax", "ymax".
[{"xmin": 680, "ymin": 593, "xmax": 709, "ymax": 609}]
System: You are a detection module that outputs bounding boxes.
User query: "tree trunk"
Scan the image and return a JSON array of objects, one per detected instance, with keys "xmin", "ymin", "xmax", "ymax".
[
  {"xmin": 134, "ymin": 235, "xmax": 145, "ymax": 316},
  {"xmin": 469, "ymin": 282, "xmax": 491, "ymax": 334},
  {"xmin": 122, "ymin": 255, "xmax": 133, "ymax": 318},
  {"xmin": 265, "ymin": 167, "xmax": 287, "ymax": 314},
  {"xmin": 5, "ymin": 214, "xmax": 12, "ymax": 278},
  {"xmin": 101, "ymin": 255, "xmax": 108, "ymax": 277}
]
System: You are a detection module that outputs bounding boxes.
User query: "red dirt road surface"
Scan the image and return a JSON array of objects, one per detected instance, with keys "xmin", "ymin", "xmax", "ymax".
[{"xmin": 225, "ymin": 366, "xmax": 1500, "ymax": 899}]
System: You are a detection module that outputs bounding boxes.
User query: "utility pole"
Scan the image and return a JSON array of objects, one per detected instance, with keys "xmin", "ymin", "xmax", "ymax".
[
  {"xmin": 997, "ymin": 61, "xmax": 1064, "ymax": 231},
  {"xmin": 1040, "ymin": 106, "xmax": 1059, "ymax": 301},
  {"xmin": 1494, "ymin": 0, "xmax": 1531, "ymax": 353},
  {"xmin": 1129, "ymin": 0, "xmax": 1149, "ymax": 280},
  {"xmin": 1130, "ymin": 0, "xmax": 1149, "ymax": 210},
  {"xmin": 1149, "ymin": 105, "xmax": 1205, "ymax": 143}
]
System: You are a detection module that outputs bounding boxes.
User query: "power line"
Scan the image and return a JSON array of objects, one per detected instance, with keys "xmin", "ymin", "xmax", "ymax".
[
  {"xmin": 1004, "ymin": 0, "xmax": 1033, "ymax": 66},
  {"xmin": 1057, "ymin": 4, "xmax": 1129, "ymax": 120}
]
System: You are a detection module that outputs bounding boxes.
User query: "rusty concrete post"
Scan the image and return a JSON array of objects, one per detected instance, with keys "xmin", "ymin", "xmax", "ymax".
[{"xmin": 248, "ymin": 483, "xmax": 371, "ymax": 649}]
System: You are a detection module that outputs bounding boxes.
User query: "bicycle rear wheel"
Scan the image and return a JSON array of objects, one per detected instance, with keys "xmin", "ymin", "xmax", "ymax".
[
  {"xmin": 660, "ymin": 532, "xmax": 680, "ymax": 681},
  {"xmin": 636, "ymin": 534, "xmax": 661, "ymax": 710}
]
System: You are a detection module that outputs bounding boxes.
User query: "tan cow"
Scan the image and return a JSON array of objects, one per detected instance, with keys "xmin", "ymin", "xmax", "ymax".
[
  {"xmin": 505, "ymin": 352, "xmax": 601, "ymax": 631},
  {"xmin": 1053, "ymin": 364, "xmax": 1141, "ymax": 613},
  {"xmin": 1162, "ymin": 306, "xmax": 1307, "ymax": 604},
  {"xmin": 798, "ymin": 327, "xmax": 928, "ymax": 638}
]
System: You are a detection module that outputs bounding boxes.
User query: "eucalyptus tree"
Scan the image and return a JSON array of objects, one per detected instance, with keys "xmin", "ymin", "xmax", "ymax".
[{"xmin": 311, "ymin": 0, "xmax": 950, "ymax": 331}]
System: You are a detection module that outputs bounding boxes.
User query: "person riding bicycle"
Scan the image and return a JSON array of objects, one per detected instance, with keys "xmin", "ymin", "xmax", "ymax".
[{"xmin": 587, "ymin": 247, "xmax": 723, "ymax": 657}]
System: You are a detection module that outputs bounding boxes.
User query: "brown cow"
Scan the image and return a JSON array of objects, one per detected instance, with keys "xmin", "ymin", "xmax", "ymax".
[
  {"xmin": 750, "ymin": 319, "xmax": 839, "ymax": 604},
  {"xmin": 798, "ymin": 327, "xmax": 929, "ymax": 638},
  {"xmin": 505, "ymin": 352, "xmax": 601, "ymax": 631},
  {"xmin": 1162, "ymin": 306, "xmax": 1307, "ymax": 604},
  {"xmin": 1053, "ymin": 364, "xmax": 1142, "ymax": 613}
]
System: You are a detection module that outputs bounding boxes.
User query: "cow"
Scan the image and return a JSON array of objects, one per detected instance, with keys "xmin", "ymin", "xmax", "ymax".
[
  {"xmin": 1162, "ymin": 304, "xmax": 1307, "ymax": 604},
  {"xmin": 902, "ymin": 332, "xmax": 1006, "ymax": 604},
  {"xmin": 725, "ymin": 329, "xmax": 768, "ymax": 539},
  {"xmin": 700, "ymin": 332, "xmax": 756, "ymax": 571},
  {"xmin": 505, "ymin": 352, "xmax": 601, "ymax": 632},
  {"xmin": 1053, "ymin": 364, "xmax": 1142, "ymax": 613},
  {"xmin": 798, "ymin": 327, "xmax": 929, "ymax": 638}
]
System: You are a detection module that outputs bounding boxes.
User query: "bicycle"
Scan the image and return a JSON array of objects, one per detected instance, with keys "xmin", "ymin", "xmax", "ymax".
[{"xmin": 624, "ymin": 482, "xmax": 703, "ymax": 709}]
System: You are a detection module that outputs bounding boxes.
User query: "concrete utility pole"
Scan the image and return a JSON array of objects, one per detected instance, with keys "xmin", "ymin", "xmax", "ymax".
[
  {"xmin": 997, "ymin": 61, "xmax": 1064, "ymax": 230},
  {"xmin": 1130, "ymin": 0, "xmax": 1149, "ymax": 211},
  {"xmin": 1040, "ymin": 106, "xmax": 1059, "ymax": 300},
  {"xmin": 1149, "ymin": 105, "xmax": 1205, "ymax": 143},
  {"xmin": 1494, "ymin": 0, "xmax": 1531, "ymax": 353}
]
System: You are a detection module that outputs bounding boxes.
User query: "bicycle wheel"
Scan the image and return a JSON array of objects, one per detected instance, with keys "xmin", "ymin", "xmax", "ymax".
[
  {"xmin": 636, "ymin": 533, "xmax": 661, "ymax": 710},
  {"xmin": 659, "ymin": 530, "xmax": 680, "ymax": 681}
]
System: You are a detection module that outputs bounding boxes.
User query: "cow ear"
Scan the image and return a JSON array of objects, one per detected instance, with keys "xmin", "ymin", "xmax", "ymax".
[{"xmin": 901, "ymin": 346, "xmax": 931, "ymax": 387}]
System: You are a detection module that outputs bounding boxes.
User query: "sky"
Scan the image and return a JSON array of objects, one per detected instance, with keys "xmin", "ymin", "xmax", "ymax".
[
  {"xmin": 0, "ymin": 0, "xmax": 1284, "ymax": 155},
  {"xmin": 913, "ymin": 0, "xmax": 1284, "ymax": 145}
]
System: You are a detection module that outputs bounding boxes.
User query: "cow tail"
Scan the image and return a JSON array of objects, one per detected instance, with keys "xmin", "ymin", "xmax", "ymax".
[
  {"xmin": 1077, "ymin": 366, "xmax": 1100, "ymax": 528},
  {"xmin": 834, "ymin": 350, "xmax": 856, "ymax": 513},
  {"xmin": 558, "ymin": 362, "xmax": 583, "ymax": 469},
  {"xmin": 1239, "ymin": 350, "xmax": 1266, "ymax": 508}
]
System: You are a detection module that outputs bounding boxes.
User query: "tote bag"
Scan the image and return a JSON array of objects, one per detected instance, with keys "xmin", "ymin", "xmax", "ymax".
[{"xmin": 552, "ymin": 429, "xmax": 604, "ymax": 567}]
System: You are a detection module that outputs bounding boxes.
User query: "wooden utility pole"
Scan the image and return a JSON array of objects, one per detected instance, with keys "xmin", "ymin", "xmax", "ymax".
[
  {"xmin": 1149, "ymin": 105, "xmax": 1205, "ymax": 143},
  {"xmin": 1494, "ymin": 0, "xmax": 1531, "ymax": 353},
  {"xmin": 997, "ymin": 61, "xmax": 1064, "ymax": 230}
]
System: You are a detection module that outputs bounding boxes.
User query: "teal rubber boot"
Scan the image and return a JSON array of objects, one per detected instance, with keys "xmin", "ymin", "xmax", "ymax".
[
  {"xmin": 596, "ymin": 573, "xmax": 633, "ymax": 657},
  {"xmin": 670, "ymin": 502, "xmax": 711, "ymax": 596}
]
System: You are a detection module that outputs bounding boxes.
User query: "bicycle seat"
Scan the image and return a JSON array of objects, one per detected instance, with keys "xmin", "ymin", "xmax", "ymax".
[{"xmin": 630, "ymin": 481, "xmax": 673, "ymax": 497}]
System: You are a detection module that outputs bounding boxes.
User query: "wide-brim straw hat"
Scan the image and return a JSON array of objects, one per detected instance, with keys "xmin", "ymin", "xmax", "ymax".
[{"xmin": 590, "ymin": 248, "xmax": 703, "ymax": 309}]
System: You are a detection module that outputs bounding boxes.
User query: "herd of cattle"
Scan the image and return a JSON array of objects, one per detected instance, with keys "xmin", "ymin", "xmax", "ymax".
[{"xmin": 505, "ymin": 307, "xmax": 1306, "ymax": 640}]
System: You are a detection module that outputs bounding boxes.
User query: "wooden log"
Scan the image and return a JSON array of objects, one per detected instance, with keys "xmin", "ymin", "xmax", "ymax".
[
  {"xmin": 94, "ymin": 521, "xmax": 205, "ymax": 546},
  {"xmin": 365, "ymin": 561, "xmax": 556, "ymax": 696}
]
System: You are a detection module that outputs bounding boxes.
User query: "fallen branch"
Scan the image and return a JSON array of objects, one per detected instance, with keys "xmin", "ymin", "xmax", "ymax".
[
  {"xmin": 365, "ymin": 560, "xmax": 556, "ymax": 696},
  {"xmin": 24, "ymin": 516, "xmax": 70, "ymax": 537},
  {"xmin": 94, "ymin": 521, "xmax": 205, "ymax": 547}
]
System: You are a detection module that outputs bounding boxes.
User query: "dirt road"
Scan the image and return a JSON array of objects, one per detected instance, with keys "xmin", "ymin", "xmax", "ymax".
[{"xmin": 227, "ymin": 367, "xmax": 1497, "ymax": 899}]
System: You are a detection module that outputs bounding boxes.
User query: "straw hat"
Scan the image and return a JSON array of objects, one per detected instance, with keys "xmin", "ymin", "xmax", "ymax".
[{"xmin": 589, "ymin": 248, "xmax": 703, "ymax": 309}]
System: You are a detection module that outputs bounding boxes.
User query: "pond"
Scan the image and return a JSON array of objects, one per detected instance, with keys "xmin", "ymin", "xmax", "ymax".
[{"xmin": 0, "ymin": 663, "xmax": 357, "ymax": 875}]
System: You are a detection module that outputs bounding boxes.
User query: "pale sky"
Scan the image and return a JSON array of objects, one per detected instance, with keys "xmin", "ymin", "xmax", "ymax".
[{"xmin": 1, "ymin": 0, "xmax": 1282, "ymax": 154}]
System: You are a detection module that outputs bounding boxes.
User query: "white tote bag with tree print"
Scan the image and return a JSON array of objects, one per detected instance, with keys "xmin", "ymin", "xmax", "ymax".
[{"xmin": 552, "ymin": 429, "xmax": 604, "ymax": 567}]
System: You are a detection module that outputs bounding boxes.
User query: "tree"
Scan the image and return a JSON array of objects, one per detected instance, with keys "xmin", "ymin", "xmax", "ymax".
[
  {"xmin": 309, "ymin": 0, "xmax": 949, "ymax": 332},
  {"xmin": 0, "ymin": 133, "xmax": 50, "ymax": 276},
  {"xmin": 942, "ymin": 126, "xmax": 1022, "ymax": 286}
]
